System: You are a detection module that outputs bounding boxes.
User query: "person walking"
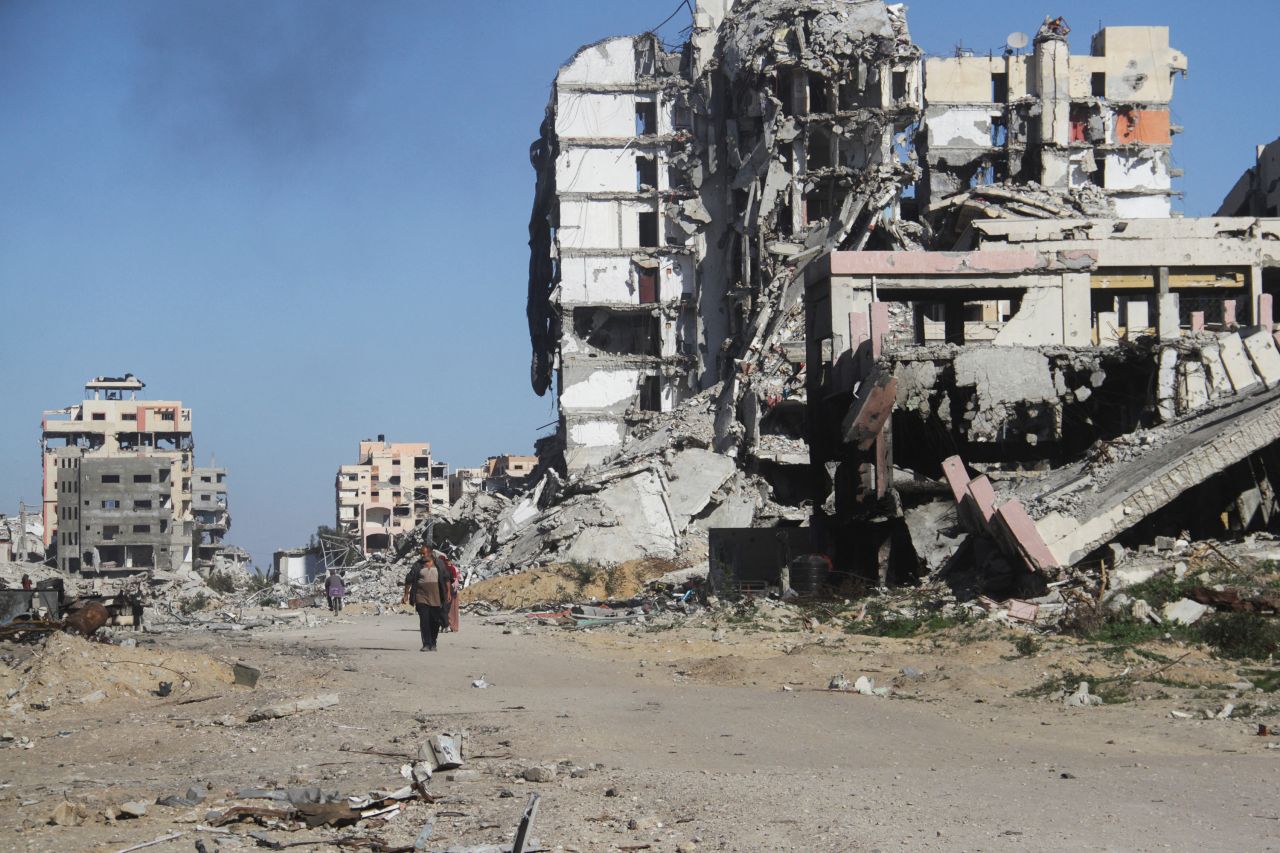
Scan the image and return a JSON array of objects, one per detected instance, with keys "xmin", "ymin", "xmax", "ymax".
[
  {"xmin": 324, "ymin": 569, "xmax": 346, "ymax": 614},
  {"xmin": 442, "ymin": 554, "xmax": 461, "ymax": 633},
  {"xmin": 402, "ymin": 546, "xmax": 451, "ymax": 651}
]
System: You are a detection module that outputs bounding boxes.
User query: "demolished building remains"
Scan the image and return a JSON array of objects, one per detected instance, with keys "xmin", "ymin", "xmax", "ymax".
[{"xmin": 438, "ymin": 3, "xmax": 1274, "ymax": 596}]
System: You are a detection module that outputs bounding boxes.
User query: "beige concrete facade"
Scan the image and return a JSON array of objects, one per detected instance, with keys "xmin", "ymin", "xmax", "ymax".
[
  {"xmin": 920, "ymin": 23, "xmax": 1187, "ymax": 218},
  {"xmin": 335, "ymin": 436, "xmax": 447, "ymax": 554}
]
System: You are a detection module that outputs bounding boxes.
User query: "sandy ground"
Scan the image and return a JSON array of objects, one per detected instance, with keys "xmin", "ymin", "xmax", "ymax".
[{"xmin": 1, "ymin": 609, "xmax": 1278, "ymax": 853}]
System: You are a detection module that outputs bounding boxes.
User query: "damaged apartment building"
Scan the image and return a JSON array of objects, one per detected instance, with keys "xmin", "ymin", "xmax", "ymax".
[
  {"xmin": 41, "ymin": 375, "xmax": 233, "ymax": 576},
  {"xmin": 511, "ymin": 2, "xmax": 1280, "ymax": 589},
  {"xmin": 335, "ymin": 436, "xmax": 449, "ymax": 554}
]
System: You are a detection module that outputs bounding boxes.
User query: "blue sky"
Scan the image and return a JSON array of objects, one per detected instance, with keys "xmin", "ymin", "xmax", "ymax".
[{"xmin": 2, "ymin": 0, "xmax": 1276, "ymax": 568}]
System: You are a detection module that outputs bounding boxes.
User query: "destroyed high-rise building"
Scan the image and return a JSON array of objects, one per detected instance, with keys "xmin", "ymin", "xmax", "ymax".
[
  {"xmin": 529, "ymin": 0, "xmax": 922, "ymax": 472},
  {"xmin": 42, "ymin": 375, "xmax": 231, "ymax": 575},
  {"xmin": 335, "ymin": 437, "xmax": 449, "ymax": 554},
  {"xmin": 493, "ymin": 3, "xmax": 1280, "ymax": 589}
]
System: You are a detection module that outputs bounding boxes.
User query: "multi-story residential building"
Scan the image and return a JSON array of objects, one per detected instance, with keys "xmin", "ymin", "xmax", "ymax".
[
  {"xmin": 192, "ymin": 466, "xmax": 230, "ymax": 574},
  {"xmin": 335, "ymin": 436, "xmax": 447, "ymax": 554},
  {"xmin": 42, "ymin": 375, "xmax": 229, "ymax": 575}
]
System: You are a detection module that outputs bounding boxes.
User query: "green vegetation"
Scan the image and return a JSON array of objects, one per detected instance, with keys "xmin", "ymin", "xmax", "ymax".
[
  {"xmin": 179, "ymin": 592, "xmax": 210, "ymax": 615},
  {"xmin": 1199, "ymin": 613, "xmax": 1280, "ymax": 661},
  {"xmin": 1014, "ymin": 634, "xmax": 1041, "ymax": 657},
  {"xmin": 205, "ymin": 572, "xmax": 237, "ymax": 594},
  {"xmin": 844, "ymin": 600, "xmax": 968, "ymax": 638}
]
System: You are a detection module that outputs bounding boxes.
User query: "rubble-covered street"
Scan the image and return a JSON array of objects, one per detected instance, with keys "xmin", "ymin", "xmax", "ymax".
[{"xmin": 3, "ymin": 582, "xmax": 1280, "ymax": 853}]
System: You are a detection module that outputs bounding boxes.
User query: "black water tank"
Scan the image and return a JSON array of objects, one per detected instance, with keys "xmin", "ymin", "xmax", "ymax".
[{"xmin": 788, "ymin": 555, "xmax": 829, "ymax": 596}]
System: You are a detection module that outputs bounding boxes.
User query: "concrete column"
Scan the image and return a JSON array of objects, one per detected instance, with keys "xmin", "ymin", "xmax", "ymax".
[
  {"xmin": 1157, "ymin": 292, "xmax": 1181, "ymax": 341},
  {"xmin": 1033, "ymin": 35, "xmax": 1071, "ymax": 188},
  {"xmin": 1060, "ymin": 272, "xmax": 1091, "ymax": 346},
  {"xmin": 1250, "ymin": 265, "xmax": 1264, "ymax": 323}
]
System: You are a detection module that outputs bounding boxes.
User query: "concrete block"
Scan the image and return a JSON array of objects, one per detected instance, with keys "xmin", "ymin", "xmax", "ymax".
[
  {"xmin": 993, "ymin": 500, "xmax": 1060, "ymax": 574},
  {"xmin": 1218, "ymin": 333, "xmax": 1261, "ymax": 393},
  {"xmin": 1097, "ymin": 311, "xmax": 1121, "ymax": 347},
  {"xmin": 940, "ymin": 456, "xmax": 970, "ymax": 504},
  {"xmin": 1123, "ymin": 297, "xmax": 1150, "ymax": 336},
  {"xmin": 1241, "ymin": 328, "xmax": 1280, "ymax": 388},
  {"xmin": 964, "ymin": 475, "xmax": 997, "ymax": 525},
  {"xmin": 1201, "ymin": 345, "xmax": 1233, "ymax": 398},
  {"xmin": 1191, "ymin": 311, "xmax": 1205, "ymax": 332},
  {"xmin": 1157, "ymin": 292, "xmax": 1180, "ymax": 341},
  {"xmin": 1260, "ymin": 293, "xmax": 1274, "ymax": 332},
  {"xmin": 665, "ymin": 449, "xmax": 737, "ymax": 531},
  {"xmin": 248, "ymin": 693, "xmax": 339, "ymax": 722},
  {"xmin": 1156, "ymin": 347, "xmax": 1178, "ymax": 421},
  {"xmin": 1224, "ymin": 298, "xmax": 1238, "ymax": 328},
  {"xmin": 841, "ymin": 371, "xmax": 897, "ymax": 449},
  {"xmin": 1176, "ymin": 360, "xmax": 1209, "ymax": 415},
  {"xmin": 869, "ymin": 302, "xmax": 889, "ymax": 357},
  {"xmin": 1162, "ymin": 598, "xmax": 1209, "ymax": 625}
]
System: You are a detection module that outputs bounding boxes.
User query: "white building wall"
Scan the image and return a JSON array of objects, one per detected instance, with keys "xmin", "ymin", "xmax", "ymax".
[
  {"xmin": 556, "ymin": 91, "xmax": 638, "ymax": 138},
  {"xmin": 556, "ymin": 38, "xmax": 637, "ymax": 86},
  {"xmin": 560, "ymin": 368, "xmax": 644, "ymax": 411}
]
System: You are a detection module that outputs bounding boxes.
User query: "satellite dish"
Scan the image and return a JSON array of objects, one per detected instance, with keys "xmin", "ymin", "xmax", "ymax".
[{"xmin": 1007, "ymin": 31, "xmax": 1029, "ymax": 51}]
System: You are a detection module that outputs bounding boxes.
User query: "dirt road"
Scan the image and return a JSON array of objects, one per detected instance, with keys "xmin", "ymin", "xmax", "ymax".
[{"xmin": 1, "ymin": 611, "xmax": 1276, "ymax": 851}]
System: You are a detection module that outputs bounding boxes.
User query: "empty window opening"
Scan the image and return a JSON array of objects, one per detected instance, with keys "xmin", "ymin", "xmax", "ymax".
[
  {"xmin": 673, "ymin": 103, "xmax": 693, "ymax": 130},
  {"xmin": 134, "ymin": 499, "xmax": 152, "ymax": 510},
  {"xmin": 1091, "ymin": 72, "xmax": 1106, "ymax": 97},
  {"xmin": 991, "ymin": 72, "xmax": 1009, "ymax": 102},
  {"xmin": 804, "ymin": 189, "xmax": 833, "ymax": 223},
  {"xmin": 133, "ymin": 473, "xmax": 151, "ymax": 483},
  {"xmin": 91, "ymin": 412, "xmax": 106, "ymax": 420},
  {"xmin": 991, "ymin": 116, "xmax": 1009, "ymax": 146},
  {"xmin": 573, "ymin": 308, "xmax": 660, "ymax": 356},
  {"xmin": 132, "ymin": 524, "xmax": 151, "ymax": 533},
  {"xmin": 1090, "ymin": 155, "xmax": 1106, "ymax": 187},
  {"xmin": 969, "ymin": 163, "xmax": 996, "ymax": 188},
  {"xmin": 636, "ymin": 155, "xmax": 658, "ymax": 190},
  {"xmin": 891, "ymin": 70, "xmax": 908, "ymax": 102},
  {"xmin": 807, "ymin": 73, "xmax": 830, "ymax": 113},
  {"xmin": 1069, "ymin": 104, "xmax": 1090, "ymax": 143},
  {"xmin": 639, "ymin": 376, "xmax": 663, "ymax": 412},
  {"xmin": 777, "ymin": 68, "xmax": 796, "ymax": 116},
  {"xmin": 637, "ymin": 211, "xmax": 659, "ymax": 247},
  {"xmin": 101, "ymin": 474, "xmax": 119, "ymax": 484},
  {"xmin": 635, "ymin": 101, "xmax": 658, "ymax": 136},
  {"xmin": 806, "ymin": 130, "xmax": 834, "ymax": 170}
]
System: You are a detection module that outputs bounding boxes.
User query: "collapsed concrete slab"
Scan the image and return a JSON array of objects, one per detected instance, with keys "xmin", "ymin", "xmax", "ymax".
[{"xmin": 1027, "ymin": 385, "xmax": 1280, "ymax": 565}]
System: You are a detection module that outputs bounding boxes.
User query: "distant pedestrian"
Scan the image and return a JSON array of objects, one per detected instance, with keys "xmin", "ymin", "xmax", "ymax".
[
  {"xmin": 442, "ymin": 554, "xmax": 461, "ymax": 633},
  {"xmin": 402, "ymin": 546, "xmax": 452, "ymax": 651},
  {"xmin": 21, "ymin": 574, "xmax": 32, "ymax": 591},
  {"xmin": 324, "ymin": 569, "xmax": 346, "ymax": 614}
]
